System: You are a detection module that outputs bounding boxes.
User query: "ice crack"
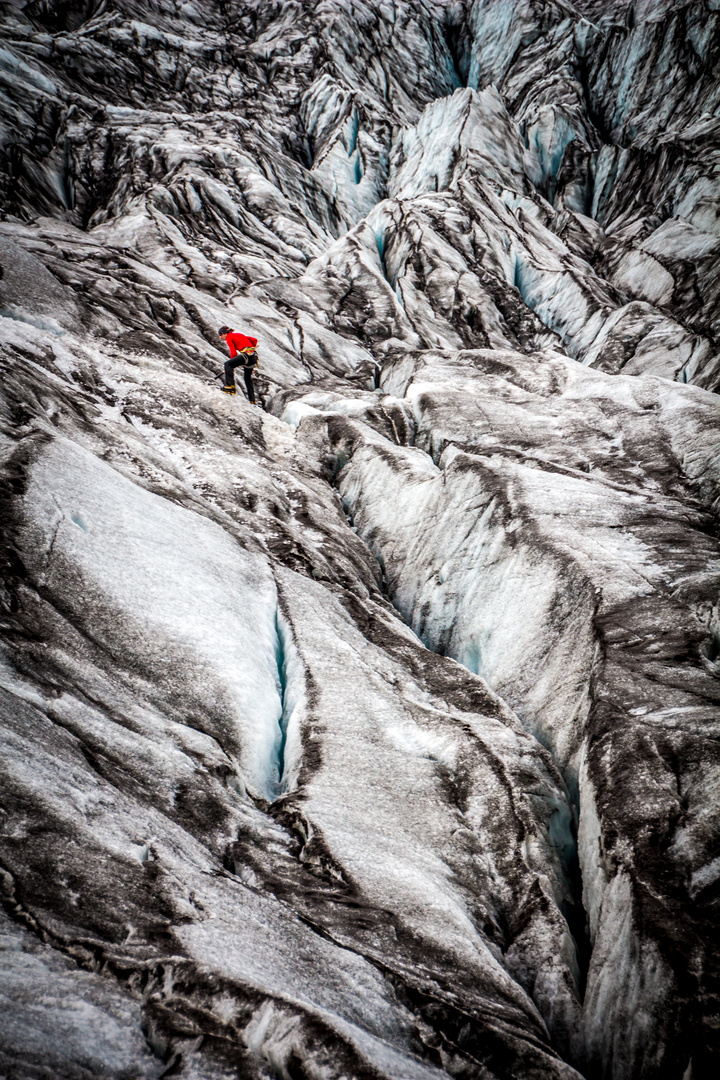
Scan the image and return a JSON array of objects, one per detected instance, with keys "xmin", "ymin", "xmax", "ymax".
[{"xmin": 273, "ymin": 605, "xmax": 290, "ymax": 795}]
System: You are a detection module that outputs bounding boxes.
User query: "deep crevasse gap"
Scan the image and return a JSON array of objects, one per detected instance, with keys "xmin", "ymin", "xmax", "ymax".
[
  {"xmin": 277, "ymin": 398, "xmax": 593, "ymax": 1017},
  {"xmin": 271, "ymin": 600, "xmax": 304, "ymax": 800},
  {"xmin": 335, "ymin": 448, "xmax": 591, "ymax": 980}
]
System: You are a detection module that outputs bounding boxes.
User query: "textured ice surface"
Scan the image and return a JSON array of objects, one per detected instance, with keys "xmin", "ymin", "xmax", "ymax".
[
  {"xmin": 0, "ymin": 910, "xmax": 163, "ymax": 1079},
  {"xmin": 1, "ymin": 2, "xmax": 720, "ymax": 1079}
]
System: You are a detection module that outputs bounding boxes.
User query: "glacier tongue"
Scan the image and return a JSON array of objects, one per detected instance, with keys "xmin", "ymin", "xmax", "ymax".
[{"xmin": 1, "ymin": 2, "xmax": 720, "ymax": 1079}]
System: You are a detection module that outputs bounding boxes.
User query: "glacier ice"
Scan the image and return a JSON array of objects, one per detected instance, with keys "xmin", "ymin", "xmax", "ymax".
[{"xmin": 1, "ymin": 1, "xmax": 719, "ymax": 1079}]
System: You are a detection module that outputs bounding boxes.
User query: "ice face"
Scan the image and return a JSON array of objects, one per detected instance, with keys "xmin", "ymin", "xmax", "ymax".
[{"xmin": 1, "ymin": 2, "xmax": 719, "ymax": 1079}]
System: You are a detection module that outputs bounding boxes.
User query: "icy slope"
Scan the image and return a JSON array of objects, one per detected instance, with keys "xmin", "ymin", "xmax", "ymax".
[
  {"xmin": 1, "ymin": 270, "xmax": 587, "ymax": 1079},
  {"xmin": 1, "ymin": 2, "xmax": 720, "ymax": 1079},
  {"xmin": 281, "ymin": 346, "xmax": 720, "ymax": 1073}
]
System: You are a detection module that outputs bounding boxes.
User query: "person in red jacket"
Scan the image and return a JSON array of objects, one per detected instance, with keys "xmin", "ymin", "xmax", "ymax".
[{"xmin": 218, "ymin": 326, "xmax": 259, "ymax": 403}]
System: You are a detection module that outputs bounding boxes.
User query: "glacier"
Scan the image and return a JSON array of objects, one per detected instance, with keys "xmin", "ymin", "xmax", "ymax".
[{"xmin": 1, "ymin": 2, "xmax": 719, "ymax": 1079}]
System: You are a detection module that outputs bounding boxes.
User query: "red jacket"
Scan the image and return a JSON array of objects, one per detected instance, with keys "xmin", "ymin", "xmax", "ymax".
[{"xmin": 226, "ymin": 331, "xmax": 258, "ymax": 358}]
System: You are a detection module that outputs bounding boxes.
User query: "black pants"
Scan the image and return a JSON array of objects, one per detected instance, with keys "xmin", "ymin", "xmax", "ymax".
[{"xmin": 224, "ymin": 358, "xmax": 256, "ymax": 403}]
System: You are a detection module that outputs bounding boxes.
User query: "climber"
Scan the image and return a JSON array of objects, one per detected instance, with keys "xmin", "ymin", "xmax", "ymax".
[{"xmin": 217, "ymin": 326, "xmax": 259, "ymax": 403}]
